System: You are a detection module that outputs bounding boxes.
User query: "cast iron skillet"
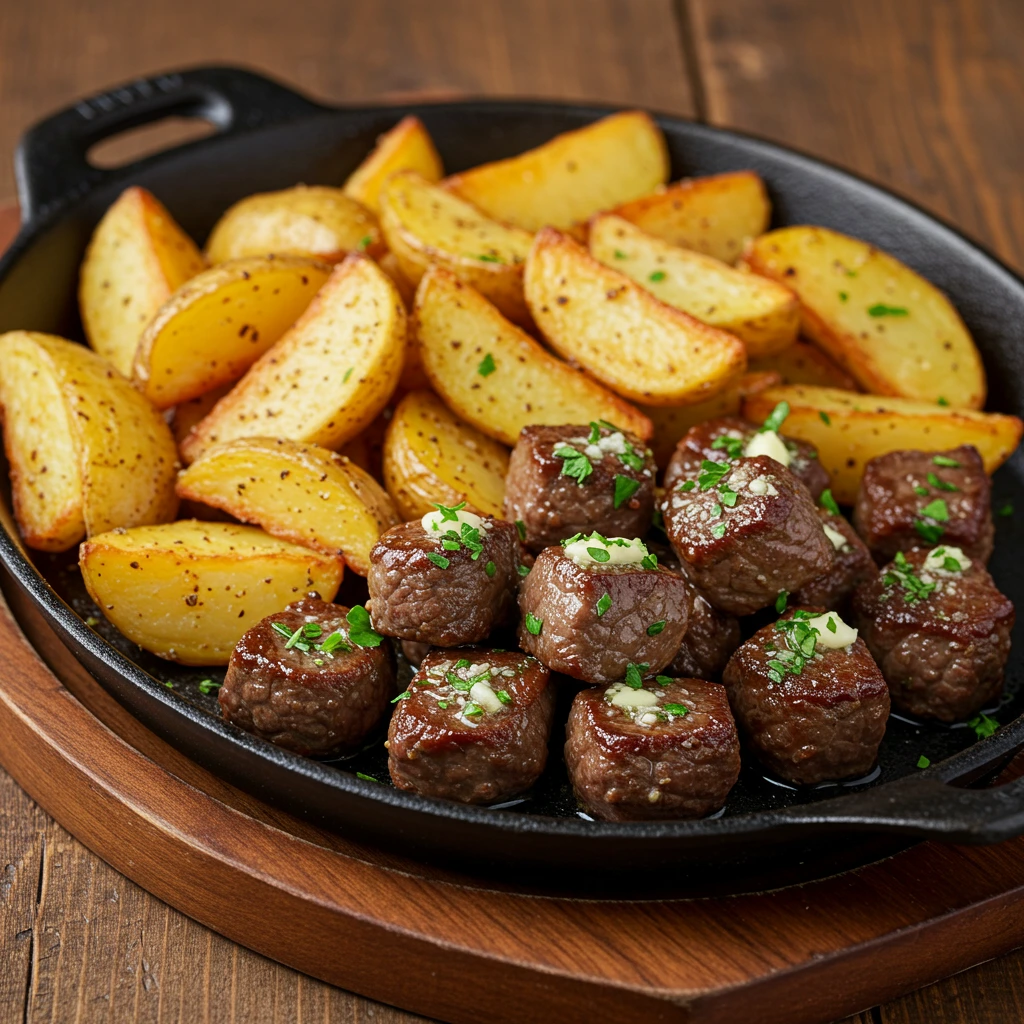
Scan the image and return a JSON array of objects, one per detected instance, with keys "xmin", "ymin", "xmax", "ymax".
[{"xmin": 2, "ymin": 65, "xmax": 1024, "ymax": 895}]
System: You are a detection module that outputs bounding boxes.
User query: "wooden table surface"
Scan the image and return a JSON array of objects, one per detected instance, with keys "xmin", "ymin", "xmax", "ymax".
[{"xmin": 1, "ymin": 1, "xmax": 1023, "ymax": 1021}]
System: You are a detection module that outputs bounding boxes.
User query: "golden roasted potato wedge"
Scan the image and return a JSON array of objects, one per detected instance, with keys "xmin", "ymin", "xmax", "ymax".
[
  {"xmin": 180, "ymin": 255, "xmax": 406, "ymax": 464},
  {"xmin": 414, "ymin": 266, "xmax": 651, "ymax": 444},
  {"xmin": 589, "ymin": 214, "xmax": 798, "ymax": 356},
  {"xmin": 609, "ymin": 171, "xmax": 770, "ymax": 264},
  {"xmin": 745, "ymin": 226, "xmax": 986, "ymax": 409},
  {"xmin": 380, "ymin": 171, "xmax": 533, "ymax": 325},
  {"xmin": 524, "ymin": 229, "xmax": 747, "ymax": 406},
  {"xmin": 0, "ymin": 332, "xmax": 178, "ymax": 550},
  {"xmin": 79, "ymin": 186, "xmax": 205, "ymax": 377},
  {"xmin": 743, "ymin": 385, "xmax": 1023, "ymax": 504},
  {"xmin": 444, "ymin": 111, "xmax": 668, "ymax": 232},
  {"xmin": 134, "ymin": 255, "xmax": 332, "ymax": 409},
  {"xmin": 176, "ymin": 438, "xmax": 398, "ymax": 575},
  {"xmin": 80, "ymin": 521, "xmax": 344, "ymax": 665},
  {"xmin": 343, "ymin": 116, "xmax": 444, "ymax": 214},
  {"xmin": 642, "ymin": 371, "xmax": 781, "ymax": 468},
  {"xmin": 205, "ymin": 186, "xmax": 382, "ymax": 264},
  {"xmin": 748, "ymin": 339, "xmax": 858, "ymax": 391},
  {"xmin": 384, "ymin": 390, "xmax": 509, "ymax": 520}
]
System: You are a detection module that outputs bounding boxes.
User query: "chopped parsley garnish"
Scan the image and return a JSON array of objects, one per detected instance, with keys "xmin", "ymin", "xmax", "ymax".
[
  {"xmin": 819, "ymin": 489, "xmax": 841, "ymax": 516},
  {"xmin": 426, "ymin": 552, "xmax": 450, "ymax": 569},
  {"xmin": 941, "ymin": 554, "xmax": 962, "ymax": 572},
  {"xmin": 819, "ymin": 410, "xmax": 831, "ymax": 425},
  {"xmin": 937, "ymin": 396, "xmax": 950, "ymax": 406},
  {"xmin": 711, "ymin": 434, "xmax": 744, "ymax": 460},
  {"xmin": 463, "ymin": 702, "xmax": 484, "ymax": 716},
  {"xmin": 485, "ymin": 560, "xmax": 496, "ymax": 578},
  {"xmin": 455, "ymin": 658, "xmax": 472, "ymax": 669},
  {"xmin": 882, "ymin": 551, "xmax": 937, "ymax": 604},
  {"xmin": 613, "ymin": 474, "xmax": 641, "ymax": 509},
  {"xmin": 272, "ymin": 622, "xmax": 295, "ymax": 640},
  {"xmin": 525, "ymin": 612, "xmax": 543, "ymax": 635},
  {"xmin": 914, "ymin": 521, "xmax": 945, "ymax": 544},
  {"xmin": 347, "ymin": 605, "xmax": 384, "ymax": 647},
  {"xmin": 709, "ymin": 503, "xmax": 723, "ymax": 518},
  {"xmin": 476, "ymin": 253, "xmax": 502, "ymax": 263},
  {"xmin": 916, "ymin": 755, "xmax": 931, "ymax": 769},
  {"xmin": 678, "ymin": 480, "xmax": 696, "ymax": 492},
  {"xmin": 647, "ymin": 620, "xmax": 666, "ymax": 636},
  {"xmin": 596, "ymin": 593, "xmax": 612, "ymax": 617},
  {"xmin": 391, "ymin": 691, "xmax": 410, "ymax": 703},
  {"xmin": 437, "ymin": 700, "xmax": 449, "ymax": 709},
  {"xmin": 515, "ymin": 519, "xmax": 526, "ymax": 541},
  {"xmin": 433, "ymin": 501, "xmax": 466, "ymax": 523},
  {"xmin": 919, "ymin": 498, "xmax": 949, "ymax": 521},
  {"xmin": 914, "ymin": 498, "xmax": 948, "ymax": 544},
  {"xmin": 518, "ymin": 564, "xmax": 531, "ymax": 577},
  {"xmin": 719, "ymin": 483, "xmax": 738, "ymax": 507},
  {"xmin": 760, "ymin": 400, "xmax": 790, "ymax": 434},
  {"xmin": 655, "ymin": 675, "xmax": 674, "ymax": 687},
  {"xmin": 357, "ymin": 234, "xmax": 372, "ymax": 251},
  {"xmin": 914, "ymin": 485, "xmax": 930, "ymax": 497},
  {"xmin": 698, "ymin": 459, "xmax": 730, "ymax": 491},
  {"xmin": 624, "ymin": 662, "xmax": 648, "ymax": 689},
  {"xmin": 586, "ymin": 546, "xmax": 610, "ymax": 562},
  {"xmin": 711, "ymin": 522, "xmax": 727, "ymax": 539},
  {"xmin": 198, "ymin": 679, "xmax": 221, "ymax": 694},
  {"xmin": 999, "ymin": 501, "xmax": 1014, "ymax": 517},
  {"xmin": 927, "ymin": 472, "xmax": 958, "ymax": 492},
  {"xmin": 343, "ymin": 366, "xmax": 354, "ymax": 383},
  {"xmin": 477, "ymin": 353, "xmax": 496, "ymax": 377},
  {"xmin": 838, "ymin": 292, "xmax": 848, "ymax": 303},
  {"xmin": 640, "ymin": 552, "xmax": 658, "ymax": 569},
  {"xmin": 613, "ymin": 249, "xmax": 628, "ymax": 259},
  {"xmin": 968, "ymin": 713, "xmax": 999, "ymax": 739},
  {"xmin": 618, "ymin": 447, "xmax": 645, "ymax": 472},
  {"xmin": 933, "ymin": 454, "xmax": 960, "ymax": 468},
  {"xmin": 554, "ymin": 444, "xmax": 593, "ymax": 485},
  {"xmin": 663, "ymin": 703, "xmax": 689, "ymax": 716},
  {"xmin": 355, "ymin": 772, "xmax": 378, "ymax": 782},
  {"xmin": 648, "ymin": 270, "xmax": 666, "ymax": 283},
  {"xmin": 320, "ymin": 631, "xmax": 350, "ymax": 653},
  {"xmin": 765, "ymin": 616, "xmax": 820, "ymax": 683},
  {"xmin": 867, "ymin": 304, "xmax": 909, "ymax": 317},
  {"xmin": 775, "ymin": 590, "xmax": 789, "ymax": 613},
  {"xmin": 496, "ymin": 689, "xmax": 511, "ymax": 705}
]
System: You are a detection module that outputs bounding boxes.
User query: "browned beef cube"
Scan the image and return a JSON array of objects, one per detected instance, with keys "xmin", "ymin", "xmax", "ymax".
[
  {"xmin": 387, "ymin": 649, "xmax": 555, "ymax": 804},
  {"xmin": 663, "ymin": 416, "xmax": 829, "ymax": 500},
  {"xmin": 851, "ymin": 547, "xmax": 1013, "ymax": 722},
  {"xmin": 723, "ymin": 608, "xmax": 890, "ymax": 784},
  {"xmin": 793, "ymin": 506, "xmax": 877, "ymax": 611},
  {"xmin": 565, "ymin": 676, "xmax": 741, "ymax": 820},
  {"xmin": 503, "ymin": 423, "xmax": 655, "ymax": 552},
  {"xmin": 517, "ymin": 540, "xmax": 690, "ymax": 684},
  {"xmin": 662, "ymin": 454, "xmax": 834, "ymax": 615},
  {"xmin": 367, "ymin": 514, "xmax": 520, "ymax": 646},
  {"xmin": 220, "ymin": 597, "xmax": 396, "ymax": 756},
  {"xmin": 853, "ymin": 445, "xmax": 993, "ymax": 563}
]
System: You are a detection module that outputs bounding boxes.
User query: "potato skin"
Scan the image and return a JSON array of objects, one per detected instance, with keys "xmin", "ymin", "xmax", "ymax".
[{"xmin": 80, "ymin": 521, "xmax": 344, "ymax": 665}]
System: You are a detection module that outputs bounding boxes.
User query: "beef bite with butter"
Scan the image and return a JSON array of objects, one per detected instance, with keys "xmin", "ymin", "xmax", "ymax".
[
  {"xmin": 367, "ymin": 504, "xmax": 520, "ymax": 646},
  {"xmin": 387, "ymin": 649, "xmax": 555, "ymax": 804},
  {"xmin": 851, "ymin": 546, "xmax": 1014, "ymax": 722},
  {"xmin": 504, "ymin": 422, "xmax": 655, "ymax": 553},
  {"xmin": 853, "ymin": 445, "xmax": 994, "ymax": 564},
  {"xmin": 663, "ymin": 413, "xmax": 829, "ymax": 501},
  {"xmin": 220, "ymin": 597, "xmax": 395, "ymax": 756},
  {"xmin": 517, "ymin": 535, "xmax": 690, "ymax": 684},
  {"xmin": 662, "ymin": 451, "xmax": 834, "ymax": 617},
  {"xmin": 565, "ymin": 670, "xmax": 741, "ymax": 821},
  {"xmin": 723, "ymin": 608, "xmax": 890, "ymax": 785}
]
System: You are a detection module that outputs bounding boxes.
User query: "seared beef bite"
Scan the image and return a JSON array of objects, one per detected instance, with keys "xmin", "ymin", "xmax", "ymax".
[
  {"xmin": 504, "ymin": 422, "xmax": 655, "ymax": 553},
  {"xmin": 387, "ymin": 648, "xmax": 555, "ymax": 804},
  {"xmin": 220, "ymin": 597, "xmax": 395, "ymax": 756},
  {"xmin": 851, "ymin": 546, "xmax": 1014, "ymax": 722},
  {"xmin": 853, "ymin": 445, "xmax": 993, "ymax": 564},
  {"xmin": 793, "ymin": 495, "xmax": 876, "ymax": 612},
  {"xmin": 565, "ymin": 671, "xmax": 741, "ymax": 821},
  {"xmin": 400, "ymin": 639, "xmax": 433, "ymax": 667},
  {"xmin": 662, "ymin": 453, "xmax": 834, "ymax": 616},
  {"xmin": 367, "ymin": 504, "xmax": 519, "ymax": 646},
  {"xmin": 723, "ymin": 608, "xmax": 890, "ymax": 785},
  {"xmin": 663, "ymin": 414, "xmax": 829, "ymax": 501},
  {"xmin": 517, "ymin": 535, "xmax": 690, "ymax": 684}
]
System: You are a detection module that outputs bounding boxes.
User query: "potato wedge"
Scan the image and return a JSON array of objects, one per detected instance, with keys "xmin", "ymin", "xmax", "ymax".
[
  {"xmin": 384, "ymin": 391, "xmax": 509, "ymax": 520},
  {"xmin": 748, "ymin": 339, "xmax": 858, "ymax": 391},
  {"xmin": 589, "ymin": 214, "xmax": 798, "ymax": 356},
  {"xmin": 0, "ymin": 331, "xmax": 179, "ymax": 550},
  {"xmin": 205, "ymin": 186, "xmax": 382, "ymax": 264},
  {"xmin": 378, "ymin": 250, "xmax": 417, "ymax": 309},
  {"xmin": 742, "ymin": 385, "xmax": 1023, "ymax": 504},
  {"xmin": 745, "ymin": 226, "xmax": 986, "ymax": 409},
  {"xmin": 642, "ymin": 371, "xmax": 781, "ymax": 468},
  {"xmin": 133, "ymin": 255, "xmax": 332, "ymax": 409},
  {"xmin": 444, "ymin": 111, "xmax": 668, "ymax": 232},
  {"xmin": 609, "ymin": 171, "xmax": 770, "ymax": 264},
  {"xmin": 79, "ymin": 186, "xmax": 205, "ymax": 377},
  {"xmin": 524, "ymin": 229, "xmax": 747, "ymax": 406},
  {"xmin": 343, "ymin": 116, "xmax": 444, "ymax": 215},
  {"xmin": 80, "ymin": 521, "xmax": 344, "ymax": 665},
  {"xmin": 175, "ymin": 438, "xmax": 398, "ymax": 575},
  {"xmin": 180, "ymin": 254, "xmax": 406, "ymax": 464},
  {"xmin": 380, "ymin": 171, "xmax": 533, "ymax": 325},
  {"xmin": 414, "ymin": 266, "xmax": 651, "ymax": 444}
]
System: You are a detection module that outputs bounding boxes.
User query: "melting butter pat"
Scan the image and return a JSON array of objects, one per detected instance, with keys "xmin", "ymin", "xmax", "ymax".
[
  {"xmin": 822, "ymin": 523, "xmax": 849, "ymax": 551},
  {"xmin": 563, "ymin": 533, "xmax": 648, "ymax": 567},
  {"xmin": 469, "ymin": 680, "xmax": 504, "ymax": 714},
  {"xmin": 744, "ymin": 429, "xmax": 791, "ymax": 467},
  {"xmin": 421, "ymin": 508, "xmax": 485, "ymax": 533},
  {"xmin": 606, "ymin": 682, "xmax": 659, "ymax": 708},
  {"xmin": 805, "ymin": 612, "xmax": 858, "ymax": 650},
  {"xmin": 922, "ymin": 545, "xmax": 971, "ymax": 574}
]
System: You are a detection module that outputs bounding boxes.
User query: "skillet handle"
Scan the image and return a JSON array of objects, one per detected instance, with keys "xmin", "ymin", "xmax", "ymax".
[{"xmin": 14, "ymin": 66, "xmax": 321, "ymax": 223}]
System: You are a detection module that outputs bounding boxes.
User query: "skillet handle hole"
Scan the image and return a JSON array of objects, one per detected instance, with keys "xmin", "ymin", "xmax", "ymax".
[{"xmin": 86, "ymin": 116, "xmax": 218, "ymax": 170}]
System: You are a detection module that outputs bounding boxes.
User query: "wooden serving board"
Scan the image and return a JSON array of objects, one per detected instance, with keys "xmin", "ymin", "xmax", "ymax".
[{"xmin": 2, "ymin": 204, "xmax": 1024, "ymax": 1024}]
